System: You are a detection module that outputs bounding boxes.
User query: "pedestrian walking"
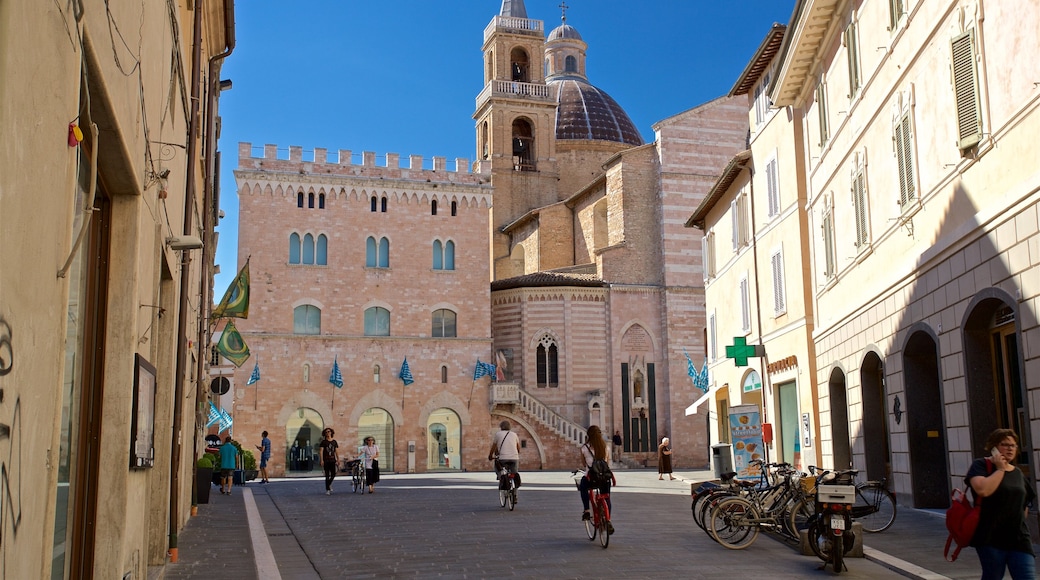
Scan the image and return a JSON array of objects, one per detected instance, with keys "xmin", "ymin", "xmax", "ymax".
[
  {"xmin": 967, "ymin": 428, "xmax": 1037, "ymax": 579},
  {"xmin": 219, "ymin": 436, "xmax": 238, "ymax": 495},
  {"xmin": 658, "ymin": 437, "xmax": 675, "ymax": 480},
  {"xmin": 360, "ymin": 436, "xmax": 380, "ymax": 493},
  {"xmin": 612, "ymin": 430, "xmax": 623, "ymax": 464},
  {"xmin": 255, "ymin": 430, "xmax": 271, "ymax": 483},
  {"xmin": 319, "ymin": 428, "xmax": 339, "ymax": 495}
]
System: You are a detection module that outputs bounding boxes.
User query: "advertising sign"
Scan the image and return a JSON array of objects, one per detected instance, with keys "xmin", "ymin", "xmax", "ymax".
[{"xmin": 729, "ymin": 404, "xmax": 764, "ymax": 479}]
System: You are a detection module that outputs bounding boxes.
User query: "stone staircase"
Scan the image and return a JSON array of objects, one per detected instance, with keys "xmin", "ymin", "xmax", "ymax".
[{"xmin": 490, "ymin": 382, "xmax": 585, "ymax": 446}]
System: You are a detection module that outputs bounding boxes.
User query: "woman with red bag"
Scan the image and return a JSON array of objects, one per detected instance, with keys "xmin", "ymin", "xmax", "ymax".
[{"xmin": 967, "ymin": 428, "xmax": 1036, "ymax": 579}]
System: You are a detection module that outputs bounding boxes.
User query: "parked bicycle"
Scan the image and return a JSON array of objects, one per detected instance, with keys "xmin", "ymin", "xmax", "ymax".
[
  {"xmin": 789, "ymin": 466, "xmax": 897, "ymax": 534},
  {"xmin": 573, "ymin": 470, "xmax": 612, "ymax": 548},
  {"xmin": 705, "ymin": 462, "xmax": 811, "ymax": 549},
  {"xmin": 497, "ymin": 460, "xmax": 518, "ymax": 511}
]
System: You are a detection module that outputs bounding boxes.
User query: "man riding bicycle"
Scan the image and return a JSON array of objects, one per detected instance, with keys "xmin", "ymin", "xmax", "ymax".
[{"xmin": 488, "ymin": 420, "xmax": 521, "ymax": 499}]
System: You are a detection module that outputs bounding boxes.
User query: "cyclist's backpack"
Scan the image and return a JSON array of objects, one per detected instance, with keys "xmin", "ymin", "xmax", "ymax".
[
  {"xmin": 588, "ymin": 457, "xmax": 612, "ymax": 486},
  {"xmin": 944, "ymin": 458, "xmax": 991, "ymax": 562}
]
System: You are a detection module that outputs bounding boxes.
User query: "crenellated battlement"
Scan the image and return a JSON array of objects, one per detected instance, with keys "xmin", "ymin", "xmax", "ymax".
[{"xmin": 237, "ymin": 142, "xmax": 490, "ymax": 185}]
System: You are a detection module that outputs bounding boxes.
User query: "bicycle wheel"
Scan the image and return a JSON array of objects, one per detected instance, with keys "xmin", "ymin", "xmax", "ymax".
[
  {"xmin": 584, "ymin": 514, "xmax": 596, "ymax": 540},
  {"xmin": 708, "ymin": 497, "xmax": 759, "ymax": 549},
  {"xmin": 786, "ymin": 497, "xmax": 815, "ymax": 538},
  {"xmin": 506, "ymin": 481, "xmax": 515, "ymax": 511},
  {"xmin": 596, "ymin": 503, "xmax": 610, "ymax": 548},
  {"xmin": 806, "ymin": 517, "xmax": 829, "ymax": 561},
  {"xmin": 854, "ymin": 483, "xmax": 896, "ymax": 532},
  {"xmin": 830, "ymin": 527, "xmax": 844, "ymax": 573},
  {"xmin": 352, "ymin": 468, "xmax": 363, "ymax": 493},
  {"xmin": 697, "ymin": 490, "xmax": 735, "ymax": 533}
]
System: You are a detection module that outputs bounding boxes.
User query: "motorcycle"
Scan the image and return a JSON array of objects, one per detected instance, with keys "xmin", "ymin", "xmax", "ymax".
[{"xmin": 808, "ymin": 469, "xmax": 858, "ymax": 573}]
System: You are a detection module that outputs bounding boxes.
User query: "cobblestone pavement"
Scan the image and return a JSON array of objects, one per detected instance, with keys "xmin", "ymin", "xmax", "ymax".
[{"xmin": 162, "ymin": 468, "xmax": 995, "ymax": 579}]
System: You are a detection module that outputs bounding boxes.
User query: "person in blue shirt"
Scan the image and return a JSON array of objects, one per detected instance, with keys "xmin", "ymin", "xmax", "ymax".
[
  {"xmin": 255, "ymin": 430, "xmax": 272, "ymax": 484},
  {"xmin": 220, "ymin": 436, "xmax": 239, "ymax": 495}
]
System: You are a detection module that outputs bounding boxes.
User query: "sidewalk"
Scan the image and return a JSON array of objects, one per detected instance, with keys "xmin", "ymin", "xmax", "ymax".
[{"xmin": 158, "ymin": 468, "xmax": 984, "ymax": 580}]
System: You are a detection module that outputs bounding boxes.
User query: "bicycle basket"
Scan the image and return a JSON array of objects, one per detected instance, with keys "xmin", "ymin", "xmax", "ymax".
[{"xmin": 800, "ymin": 475, "xmax": 817, "ymax": 494}]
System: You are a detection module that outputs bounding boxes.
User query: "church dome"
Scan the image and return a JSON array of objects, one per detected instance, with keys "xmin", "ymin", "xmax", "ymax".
[
  {"xmin": 549, "ymin": 78, "xmax": 644, "ymax": 145},
  {"xmin": 547, "ymin": 23, "xmax": 582, "ymax": 41}
]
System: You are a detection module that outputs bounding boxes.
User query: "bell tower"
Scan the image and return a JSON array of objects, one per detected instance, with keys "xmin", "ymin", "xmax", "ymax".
[{"xmin": 474, "ymin": 0, "xmax": 561, "ymax": 279}]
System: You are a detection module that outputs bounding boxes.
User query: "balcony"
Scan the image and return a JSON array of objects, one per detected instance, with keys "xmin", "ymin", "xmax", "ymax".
[
  {"xmin": 483, "ymin": 16, "xmax": 543, "ymax": 44},
  {"xmin": 475, "ymin": 80, "xmax": 557, "ymax": 110}
]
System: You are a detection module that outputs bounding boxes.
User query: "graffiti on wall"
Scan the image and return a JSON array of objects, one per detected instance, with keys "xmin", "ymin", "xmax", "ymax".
[{"xmin": 0, "ymin": 318, "xmax": 23, "ymax": 574}]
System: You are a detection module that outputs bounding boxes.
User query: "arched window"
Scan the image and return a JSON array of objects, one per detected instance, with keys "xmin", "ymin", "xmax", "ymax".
[
  {"xmin": 431, "ymin": 199, "xmax": 438, "ymax": 215},
  {"xmin": 440, "ymin": 365, "xmax": 448, "ymax": 383},
  {"xmin": 451, "ymin": 201, "xmax": 457, "ymax": 216},
  {"xmin": 444, "ymin": 240, "xmax": 455, "ymax": 270},
  {"xmin": 381, "ymin": 197, "xmax": 387, "ymax": 212},
  {"xmin": 316, "ymin": 234, "xmax": 327, "ymax": 265},
  {"xmin": 536, "ymin": 334, "xmax": 559, "ymax": 387},
  {"xmin": 303, "ymin": 363, "xmax": 311, "ymax": 383},
  {"xmin": 432, "ymin": 309, "xmax": 456, "ymax": 338},
  {"xmin": 432, "ymin": 240, "xmax": 443, "ymax": 270},
  {"xmin": 289, "ymin": 233, "xmax": 301, "ymax": 264},
  {"xmin": 308, "ymin": 192, "xmax": 315, "ymax": 208},
  {"xmin": 512, "ymin": 119, "xmax": 535, "ymax": 171},
  {"xmin": 297, "ymin": 192, "xmax": 304, "ymax": 208},
  {"xmin": 366, "ymin": 236, "xmax": 390, "ymax": 268},
  {"xmin": 371, "ymin": 196, "xmax": 377, "ymax": 212},
  {"xmin": 302, "ymin": 234, "xmax": 315, "ymax": 264},
  {"xmin": 510, "ymin": 47, "xmax": 529, "ymax": 82},
  {"xmin": 481, "ymin": 122, "xmax": 489, "ymax": 160},
  {"xmin": 364, "ymin": 307, "xmax": 390, "ymax": 336},
  {"xmin": 565, "ymin": 55, "xmax": 577, "ymax": 72},
  {"xmin": 293, "ymin": 305, "xmax": 321, "ymax": 335},
  {"xmin": 318, "ymin": 193, "xmax": 326, "ymax": 209}
]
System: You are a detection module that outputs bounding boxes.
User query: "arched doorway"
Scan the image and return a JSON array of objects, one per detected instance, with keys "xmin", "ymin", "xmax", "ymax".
[
  {"xmin": 359, "ymin": 407, "xmax": 394, "ymax": 472},
  {"xmin": 285, "ymin": 407, "xmax": 324, "ymax": 474},
  {"xmin": 427, "ymin": 408, "xmax": 461, "ymax": 470},
  {"xmin": 860, "ymin": 351, "xmax": 890, "ymax": 481},
  {"xmin": 903, "ymin": 329, "xmax": 949, "ymax": 507},
  {"xmin": 828, "ymin": 367, "xmax": 851, "ymax": 469},
  {"xmin": 963, "ymin": 293, "xmax": 1030, "ymax": 480}
]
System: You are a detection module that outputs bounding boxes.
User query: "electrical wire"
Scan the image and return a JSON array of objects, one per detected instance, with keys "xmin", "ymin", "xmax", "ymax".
[{"xmin": 104, "ymin": 0, "xmax": 140, "ymax": 76}]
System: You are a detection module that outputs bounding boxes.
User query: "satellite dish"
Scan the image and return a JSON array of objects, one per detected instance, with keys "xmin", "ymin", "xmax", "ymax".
[{"xmin": 210, "ymin": 377, "xmax": 230, "ymax": 395}]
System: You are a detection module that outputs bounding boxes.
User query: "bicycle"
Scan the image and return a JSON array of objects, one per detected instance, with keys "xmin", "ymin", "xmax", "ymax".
[
  {"xmin": 496, "ymin": 460, "xmax": 518, "ymax": 511},
  {"xmin": 347, "ymin": 459, "xmax": 366, "ymax": 493},
  {"xmin": 789, "ymin": 468, "xmax": 897, "ymax": 534},
  {"xmin": 573, "ymin": 470, "xmax": 612, "ymax": 548}
]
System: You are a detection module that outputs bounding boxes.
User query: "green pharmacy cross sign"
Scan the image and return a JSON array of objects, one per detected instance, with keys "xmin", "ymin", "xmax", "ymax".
[{"xmin": 725, "ymin": 337, "xmax": 766, "ymax": 367}]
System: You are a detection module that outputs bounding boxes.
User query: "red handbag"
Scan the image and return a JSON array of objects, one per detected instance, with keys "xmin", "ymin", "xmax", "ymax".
[{"xmin": 944, "ymin": 458, "xmax": 992, "ymax": 562}]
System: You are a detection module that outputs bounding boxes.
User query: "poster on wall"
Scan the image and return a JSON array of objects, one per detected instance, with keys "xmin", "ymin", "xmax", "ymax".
[
  {"xmin": 801, "ymin": 412, "xmax": 813, "ymax": 448},
  {"xmin": 729, "ymin": 404, "xmax": 764, "ymax": 479}
]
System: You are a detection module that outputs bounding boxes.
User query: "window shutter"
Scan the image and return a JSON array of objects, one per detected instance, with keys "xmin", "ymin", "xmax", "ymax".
[
  {"xmin": 951, "ymin": 30, "xmax": 982, "ymax": 150},
  {"xmin": 731, "ymin": 200, "xmax": 739, "ymax": 250},
  {"xmin": 895, "ymin": 115, "xmax": 915, "ymax": 205},
  {"xmin": 771, "ymin": 251, "xmax": 786, "ymax": 315},
  {"xmin": 823, "ymin": 211, "xmax": 836, "ymax": 278},
  {"xmin": 767, "ymin": 159, "xmax": 780, "ymax": 217},
  {"xmin": 740, "ymin": 277, "xmax": 751, "ymax": 332},
  {"xmin": 852, "ymin": 169, "xmax": 868, "ymax": 246}
]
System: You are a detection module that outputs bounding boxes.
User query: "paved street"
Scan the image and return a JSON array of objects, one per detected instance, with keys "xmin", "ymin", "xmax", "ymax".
[{"xmin": 163, "ymin": 468, "xmax": 990, "ymax": 579}]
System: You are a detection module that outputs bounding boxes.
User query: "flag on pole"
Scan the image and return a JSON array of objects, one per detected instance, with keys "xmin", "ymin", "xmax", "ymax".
[
  {"xmin": 215, "ymin": 320, "xmax": 250, "ymax": 367},
  {"xmin": 206, "ymin": 401, "xmax": 221, "ymax": 429},
  {"xmin": 473, "ymin": 359, "xmax": 497, "ymax": 381},
  {"xmin": 218, "ymin": 407, "xmax": 233, "ymax": 434},
  {"xmin": 399, "ymin": 357, "xmax": 414, "ymax": 386},
  {"xmin": 684, "ymin": 348, "xmax": 710, "ymax": 394},
  {"xmin": 212, "ymin": 259, "xmax": 250, "ymax": 320},
  {"xmin": 246, "ymin": 360, "xmax": 261, "ymax": 385},
  {"xmin": 329, "ymin": 357, "xmax": 343, "ymax": 388}
]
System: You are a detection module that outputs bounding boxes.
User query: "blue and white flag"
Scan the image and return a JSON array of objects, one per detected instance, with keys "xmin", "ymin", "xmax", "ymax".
[
  {"xmin": 473, "ymin": 359, "xmax": 497, "ymax": 381},
  {"xmin": 399, "ymin": 357, "xmax": 414, "ymax": 386},
  {"xmin": 329, "ymin": 357, "xmax": 343, "ymax": 388},
  {"xmin": 246, "ymin": 360, "xmax": 260, "ymax": 385},
  {"xmin": 685, "ymin": 348, "xmax": 710, "ymax": 394},
  {"xmin": 206, "ymin": 401, "xmax": 221, "ymax": 429},
  {"xmin": 218, "ymin": 407, "xmax": 234, "ymax": 434}
]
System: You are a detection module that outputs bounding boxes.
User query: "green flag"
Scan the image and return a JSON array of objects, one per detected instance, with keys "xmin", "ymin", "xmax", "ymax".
[
  {"xmin": 216, "ymin": 320, "xmax": 250, "ymax": 367},
  {"xmin": 212, "ymin": 260, "xmax": 250, "ymax": 320}
]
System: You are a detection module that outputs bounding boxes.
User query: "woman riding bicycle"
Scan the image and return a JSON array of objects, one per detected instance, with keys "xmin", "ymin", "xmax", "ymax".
[
  {"xmin": 578, "ymin": 425, "xmax": 615, "ymax": 530},
  {"xmin": 488, "ymin": 420, "xmax": 521, "ymax": 501}
]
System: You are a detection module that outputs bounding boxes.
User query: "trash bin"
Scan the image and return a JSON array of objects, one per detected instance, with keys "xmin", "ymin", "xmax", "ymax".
[{"xmin": 712, "ymin": 443, "xmax": 733, "ymax": 479}]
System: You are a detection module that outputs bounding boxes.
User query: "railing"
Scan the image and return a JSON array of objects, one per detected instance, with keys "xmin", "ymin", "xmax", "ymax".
[
  {"xmin": 490, "ymin": 382, "xmax": 585, "ymax": 445},
  {"xmin": 484, "ymin": 16, "xmax": 543, "ymax": 43},
  {"xmin": 475, "ymin": 81, "xmax": 556, "ymax": 109}
]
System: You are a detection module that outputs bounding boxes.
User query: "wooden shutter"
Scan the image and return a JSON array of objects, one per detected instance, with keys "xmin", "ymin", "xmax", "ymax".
[
  {"xmin": 852, "ymin": 169, "xmax": 868, "ymax": 246},
  {"xmin": 951, "ymin": 30, "xmax": 982, "ymax": 150}
]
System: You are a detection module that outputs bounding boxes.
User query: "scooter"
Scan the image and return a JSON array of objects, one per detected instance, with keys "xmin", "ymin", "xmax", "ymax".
[{"xmin": 809, "ymin": 469, "xmax": 858, "ymax": 573}]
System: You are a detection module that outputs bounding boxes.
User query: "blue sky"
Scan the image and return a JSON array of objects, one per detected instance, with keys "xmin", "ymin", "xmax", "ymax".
[{"xmin": 213, "ymin": 0, "xmax": 796, "ymax": 294}]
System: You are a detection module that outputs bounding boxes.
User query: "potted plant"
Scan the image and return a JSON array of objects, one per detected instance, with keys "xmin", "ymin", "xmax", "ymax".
[
  {"xmin": 195, "ymin": 455, "xmax": 214, "ymax": 504},
  {"xmin": 241, "ymin": 449, "xmax": 259, "ymax": 483}
]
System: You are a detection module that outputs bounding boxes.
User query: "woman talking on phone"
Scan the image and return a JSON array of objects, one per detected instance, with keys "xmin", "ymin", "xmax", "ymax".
[{"xmin": 967, "ymin": 428, "xmax": 1036, "ymax": 579}]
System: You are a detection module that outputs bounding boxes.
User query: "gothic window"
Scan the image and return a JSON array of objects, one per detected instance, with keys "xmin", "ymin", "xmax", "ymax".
[
  {"xmin": 536, "ymin": 334, "xmax": 559, "ymax": 388},
  {"xmin": 366, "ymin": 236, "xmax": 390, "ymax": 268},
  {"xmin": 371, "ymin": 196, "xmax": 377, "ymax": 212},
  {"xmin": 297, "ymin": 192, "xmax": 304, "ymax": 208},
  {"xmin": 302, "ymin": 234, "xmax": 315, "ymax": 264},
  {"xmin": 316, "ymin": 234, "xmax": 327, "ymax": 265},
  {"xmin": 289, "ymin": 233, "xmax": 301, "ymax": 264},
  {"xmin": 451, "ymin": 201, "xmax": 457, "ymax": 216},
  {"xmin": 433, "ymin": 240, "xmax": 455, "ymax": 270},
  {"xmin": 431, "ymin": 309, "xmax": 456, "ymax": 338},
  {"xmin": 364, "ymin": 307, "xmax": 390, "ymax": 336},
  {"xmin": 431, "ymin": 199, "xmax": 438, "ymax": 215},
  {"xmin": 308, "ymin": 192, "xmax": 315, "ymax": 209},
  {"xmin": 293, "ymin": 305, "xmax": 321, "ymax": 335},
  {"xmin": 318, "ymin": 193, "xmax": 325, "ymax": 209},
  {"xmin": 441, "ymin": 365, "xmax": 448, "ymax": 383},
  {"xmin": 381, "ymin": 196, "xmax": 387, "ymax": 212}
]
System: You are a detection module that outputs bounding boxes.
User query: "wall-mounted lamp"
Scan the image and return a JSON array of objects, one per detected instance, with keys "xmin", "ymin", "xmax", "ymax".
[{"xmin": 167, "ymin": 235, "xmax": 204, "ymax": 250}]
